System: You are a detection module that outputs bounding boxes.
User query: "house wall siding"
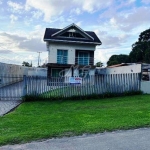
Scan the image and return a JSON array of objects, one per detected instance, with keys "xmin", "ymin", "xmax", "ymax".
[{"xmin": 48, "ymin": 43, "xmax": 95, "ymax": 64}]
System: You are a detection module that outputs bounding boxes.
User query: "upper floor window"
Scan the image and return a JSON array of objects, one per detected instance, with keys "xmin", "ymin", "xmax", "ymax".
[
  {"xmin": 78, "ymin": 52, "xmax": 89, "ymax": 65},
  {"xmin": 57, "ymin": 50, "xmax": 68, "ymax": 64}
]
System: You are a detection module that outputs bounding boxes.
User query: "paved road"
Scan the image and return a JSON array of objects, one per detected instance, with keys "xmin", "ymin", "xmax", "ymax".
[
  {"xmin": 0, "ymin": 100, "xmax": 22, "ymax": 116},
  {"xmin": 1, "ymin": 128, "xmax": 150, "ymax": 150}
]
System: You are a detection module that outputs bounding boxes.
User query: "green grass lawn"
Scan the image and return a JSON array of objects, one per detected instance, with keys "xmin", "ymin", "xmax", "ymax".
[{"xmin": 1, "ymin": 94, "xmax": 150, "ymax": 146}]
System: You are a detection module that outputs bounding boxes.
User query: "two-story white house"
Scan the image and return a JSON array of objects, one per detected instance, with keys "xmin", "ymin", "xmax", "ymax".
[{"xmin": 43, "ymin": 23, "xmax": 102, "ymax": 77}]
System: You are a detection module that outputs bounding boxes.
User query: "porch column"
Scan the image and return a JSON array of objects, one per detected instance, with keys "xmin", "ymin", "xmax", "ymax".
[{"xmin": 71, "ymin": 67, "xmax": 74, "ymax": 77}]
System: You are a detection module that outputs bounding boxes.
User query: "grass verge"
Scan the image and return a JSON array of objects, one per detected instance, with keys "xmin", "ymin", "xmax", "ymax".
[{"xmin": 0, "ymin": 94, "xmax": 150, "ymax": 146}]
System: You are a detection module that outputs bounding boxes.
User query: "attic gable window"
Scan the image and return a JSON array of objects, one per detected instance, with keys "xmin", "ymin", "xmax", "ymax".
[
  {"xmin": 59, "ymin": 28, "xmax": 86, "ymax": 39},
  {"xmin": 59, "ymin": 32, "xmax": 85, "ymax": 38}
]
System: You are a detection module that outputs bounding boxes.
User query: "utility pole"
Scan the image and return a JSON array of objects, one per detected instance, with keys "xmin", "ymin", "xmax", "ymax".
[{"xmin": 37, "ymin": 52, "xmax": 42, "ymax": 67}]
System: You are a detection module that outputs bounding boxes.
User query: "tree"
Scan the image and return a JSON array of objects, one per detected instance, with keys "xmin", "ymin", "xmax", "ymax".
[
  {"xmin": 96, "ymin": 61, "xmax": 103, "ymax": 67},
  {"xmin": 22, "ymin": 61, "xmax": 32, "ymax": 67},
  {"xmin": 129, "ymin": 28, "xmax": 150, "ymax": 63},
  {"xmin": 40, "ymin": 63, "xmax": 47, "ymax": 68},
  {"xmin": 107, "ymin": 54, "xmax": 129, "ymax": 66}
]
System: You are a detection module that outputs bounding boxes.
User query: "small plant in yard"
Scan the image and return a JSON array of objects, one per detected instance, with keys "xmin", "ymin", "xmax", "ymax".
[
  {"xmin": 22, "ymin": 94, "xmax": 39, "ymax": 101},
  {"xmin": 22, "ymin": 91, "xmax": 40, "ymax": 101}
]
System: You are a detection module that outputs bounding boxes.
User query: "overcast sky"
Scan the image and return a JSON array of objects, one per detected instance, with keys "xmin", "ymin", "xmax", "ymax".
[{"xmin": 0, "ymin": 0, "xmax": 150, "ymax": 67}]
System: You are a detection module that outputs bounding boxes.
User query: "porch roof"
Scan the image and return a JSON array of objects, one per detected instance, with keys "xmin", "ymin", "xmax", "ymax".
[{"xmin": 46, "ymin": 63, "xmax": 96, "ymax": 69}]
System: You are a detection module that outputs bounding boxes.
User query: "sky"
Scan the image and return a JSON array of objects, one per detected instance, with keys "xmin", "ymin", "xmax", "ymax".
[{"xmin": 0, "ymin": 0, "xmax": 150, "ymax": 67}]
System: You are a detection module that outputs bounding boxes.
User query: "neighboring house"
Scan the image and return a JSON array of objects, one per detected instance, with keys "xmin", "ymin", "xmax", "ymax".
[
  {"xmin": 96, "ymin": 63, "xmax": 141, "ymax": 75},
  {"xmin": 43, "ymin": 23, "xmax": 102, "ymax": 77},
  {"xmin": 142, "ymin": 63, "xmax": 150, "ymax": 81},
  {"xmin": 107, "ymin": 63, "xmax": 132, "ymax": 68}
]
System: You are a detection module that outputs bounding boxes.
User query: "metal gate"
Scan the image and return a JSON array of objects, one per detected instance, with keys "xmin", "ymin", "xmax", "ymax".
[{"xmin": 0, "ymin": 75, "xmax": 24, "ymax": 100}]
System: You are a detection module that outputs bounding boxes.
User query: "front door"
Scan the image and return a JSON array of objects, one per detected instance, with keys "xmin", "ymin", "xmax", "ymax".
[{"xmin": 51, "ymin": 68, "xmax": 63, "ymax": 77}]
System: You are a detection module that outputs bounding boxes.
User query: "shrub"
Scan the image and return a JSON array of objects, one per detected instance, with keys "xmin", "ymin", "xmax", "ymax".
[{"xmin": 22, "ymin": 90, "xmax": 143, "ymax": 102}]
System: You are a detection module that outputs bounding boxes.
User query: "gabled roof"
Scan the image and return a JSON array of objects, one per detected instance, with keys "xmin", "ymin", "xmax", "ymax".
[
  {"xmin": 43, "ymin": 23, "xmax": 102, "ymax": 45},
  {"xmin": 51, "ymin": 23, "xmax": 94, "ymax": 40}
]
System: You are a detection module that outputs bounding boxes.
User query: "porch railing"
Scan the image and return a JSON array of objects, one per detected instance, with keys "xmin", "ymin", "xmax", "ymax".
[
  {"xmin": 75, "ymin": 57, "xmax": 94, "ymax": 65},
  {"xmin": 57, "ymin": 56, "xmax": 68, "ymax": 64}
]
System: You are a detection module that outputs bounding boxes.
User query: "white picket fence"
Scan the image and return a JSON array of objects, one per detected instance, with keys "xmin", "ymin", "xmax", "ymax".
[
  {"xmin": 0, "ymin": 73, "xmax": 141, "ymax": 100},
  {"xmin": 24, "ymin": 73, "xmax": 141, "ymax": 98}
]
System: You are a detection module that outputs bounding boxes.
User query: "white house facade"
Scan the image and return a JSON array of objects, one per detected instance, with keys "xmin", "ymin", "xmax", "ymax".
[{"xmin": 43, "ymin": 23, "xmax": 102, "ymax": 77}]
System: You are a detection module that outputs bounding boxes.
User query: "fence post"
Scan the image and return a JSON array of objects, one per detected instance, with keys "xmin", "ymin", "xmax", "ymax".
[
  {"xmin": 139, "ymin": 73, "xmax": 142, "ymax": 91},
  {"xmin": 139, "ymin": 63, "xmax": 143, "ymax": 91},
  {"xmin": 23, "ymin": 75, "xmax": 27, "ymax": 96}
]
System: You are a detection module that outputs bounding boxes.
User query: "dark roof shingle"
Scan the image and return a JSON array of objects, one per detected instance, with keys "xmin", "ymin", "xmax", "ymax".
[{"xmin": 43, "ymin": 28, "xmax": 102, "ymax": 45}]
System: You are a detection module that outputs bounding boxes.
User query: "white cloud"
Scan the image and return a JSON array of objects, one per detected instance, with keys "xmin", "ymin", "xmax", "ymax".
[
  {"xmin": 128, "ymin": 0, "xmax": 136, "ymax": 3},
  {"xmin": 95, "ymin": 46, "xmax": 131, "ymax": 66},
  {"xmin": 98, "ymin": 6, "xmax": 150, "ymax": 35},
  {"xmin": 25, "ymin": 0, "xmax": 113, "ymax": 22},
  {"xmin": 18, "ymin": 38, "xmax": 45, "ymax": 52},
  {"xmin": 0, "ymin": 32, "xmax": 26, "ymax": 50},
  {"xmin": 95, "ymin": 49, "xmax": 109, "ymax": 66},
  {"xmin": 7, "ymin": 1, "xmax": 23, "ymax": 11},
  {"xmin": 0, "ymin": 32, "xmax": 47, "ymax": 66},
  {"xmin": 94, "ymin": 29, "xmax": 129, "ymax": 49},
  {"xmin": 25, "ymin": 0, "xmax": 68, "ymax": 22},
  {"xmin": 10, "ymin": 14, "xmax": 18, "ymax": 23},
  {"xmin": 142, "ymin": 0, "xmax": 150, "ymax": 4},
  {"xmin": 78, "ymin": 0, "xmax": 112, "ymax": 13},
  {"xmin": 0, "ymin": 32, "xmax": 45, "ymax": 52},
  {"xmin": 71, "ymin": 8, "xmax": 82, "ymax": 15},
  {"xmin": 110, "ymin": 17, "xmax": 119, "ymax": 29},
  {"xmin": 34, "ymin": 25, "xmax": 43, "ymax": 31},
  {"xmin": 1, "ymin": 0, "xmax": 150, "ymax": 66},
  {"xmin": 32, "ymin": 10, "xmax": 43, "ymax": 19},
  {"xmin": 76, "ymin": 21, "xmax": 83, "ymax": 27},
  {"xmin": 93, "ymin": 6, "xmax": 150, "ymax": 64},
  {"xmin": 118, "ymin": 7, "xmax": 150, "ymax": 31},
  {"xmin": 0, "ymin": 0, "xmax": 2, "ymax": 5},
  {"xmin": 0, "ymin": 49, "xmax": 12, "ymax": 54}
]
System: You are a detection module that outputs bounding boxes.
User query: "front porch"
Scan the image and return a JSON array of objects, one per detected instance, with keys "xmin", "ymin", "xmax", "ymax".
[{"xmin": 46, "ymin": 63, "xmax": 96, "ymax": 77}]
